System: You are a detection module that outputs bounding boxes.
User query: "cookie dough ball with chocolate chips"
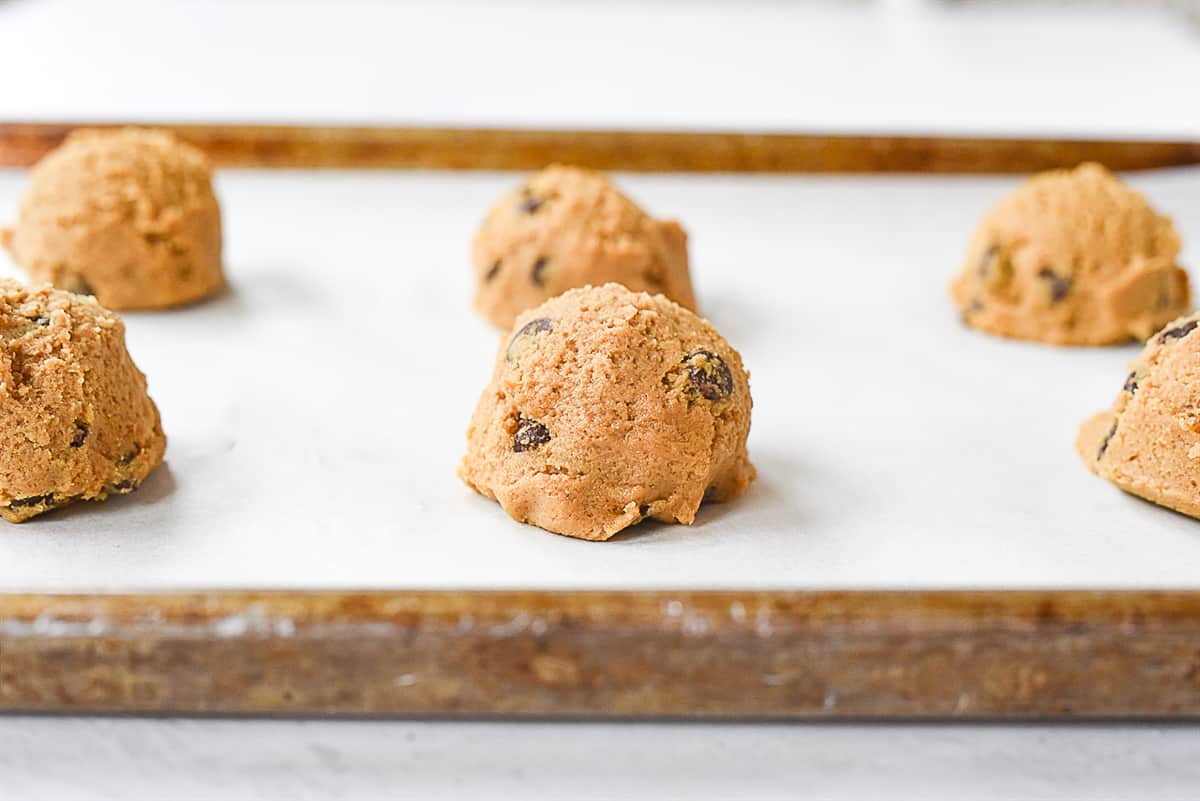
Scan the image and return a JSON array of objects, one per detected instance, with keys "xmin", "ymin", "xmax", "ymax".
[
  {"xmin": 2, "ymin": 128, "xmax": 224, "ymax": 310},
  {"xmin": 471, "ymin": 165, "xmax": 697, "ymax": 328},
  {"xmin": 459, "ymin": 283, "xmax": 755, "ymax": 541},
  {"xmin": 951, "ymin": 163, "xmax": 1190, "ymax": 345},
  {"xmin": 0, "ymin": 280, "xmax": 165, "ymax": 522},
  {"xmin": 1077, "ymin": 312, "xmax": 1200, "ymax": 518}
]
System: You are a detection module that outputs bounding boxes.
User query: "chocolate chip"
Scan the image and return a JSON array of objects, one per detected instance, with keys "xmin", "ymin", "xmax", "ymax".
[
  {"xmin": 513, "ymin": 416, "xmax": 551, "ymax": 452},
  {"xmin": 1156, "ymin": 274, "xmax": 1174, "ymax": 311},
  {"xmin": 108, "ymin": 480, "xmax": 136, "ymax": 494},
  {"xmin": 518, "ymin": 190, "xmax": 546, "ymax": 214},
  {"xmin": 10, "ymin": 494, "xmax": 53, "ymax": 509},
  {"xmin": 639, "ymin": 504, "xmax": 651, "ymax": 518},
  {"xmin": 485, "ymin": 260, "xmax": 502, "ymax": 283},
  {"xmin": 118, "ymin": 447, "xmax": 139, "ymax": 466},
  {"xmin": 531, "ymin": 257, "xmax": 548, "ymax": 287},
  {"xmin": 1037, "ymin": 268, "xmax": 1072, "ymax": 303},
  {"xmin": 63, "ymin": 275, "xmax": 94, "ymax": 297},
  {"xmin": 978, "ymin": 245, "xmax": 999, "ymax": 277},
  {"xmin": 1158, "ymin": 320, "xmax": 1198, "ymax": 344},
  {"xmin": 1123, "ymin": 372, "xmax": 1138, "ymax": 394},
  {"xmin": 1097, "ymin": 421, "xmax": 1118, "ymax": 461},
  {"xmin": 506, "ymin": 317, "xmax": 553, "ymax": 361},
  {"xmin": 682, "ymin": 350, "xmax": 734, "ymax": 401},
  {"xmin": 70, "ymin": 420, "xmax": 89, "ymax": 448}
]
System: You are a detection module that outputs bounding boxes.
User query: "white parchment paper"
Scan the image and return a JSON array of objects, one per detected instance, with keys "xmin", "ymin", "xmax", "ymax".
[{"xmin": 1, "ymin": 166, "xmax": 1198, "ymax": 590}]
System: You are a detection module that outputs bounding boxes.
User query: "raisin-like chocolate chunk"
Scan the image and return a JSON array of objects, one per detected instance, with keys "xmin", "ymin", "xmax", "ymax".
[
  {"xmin": 70, "ymin": 420, "xmax": 89, "ymax": 448},
  {"xmin": 118, "ymin": 447, "xmax": 139, "ymax": 466},
  {"xmin": 1037, "ymin": 268, "xmax": 1072, "ymax": 303},
  {"xmin": 682, "ymin": 350, "xmax": 733, "ymax": 401},
  {"xmin": 513, "ymin": 416, "xmax": 551, "ymax": 452},
  {"xmin": 1097, "ymin": 421, "xmax": 1118, "ymax": 460},
  {"xmin": 1158, "ymin": 319, "xmax": 1198, "ymax": 343},
  {"xmin": 1155, "ymin": 273, "xmax": 1175, "ymax": 311},
  {"xmin": 531, "ymin": 257, "xmax": 548, "ymax": 287},
  {"xmin": 518, "ymin": 190, "xmax": 546, "ymax": 214},
  {"xmin": 639, "ymin": 503, "xmax": 651, "ymax": 518},
  {"xmin": 485, "ymin": 260, "xmax": 502, "ymax": 283},
  {"xmin": 63, "ymin": 274, "xmax": 94, "ymax": 297},
  {"xmin": 506, "ymin": 317, "xmax": 553, "ymax": 361},
  {"xmin": 977, "ymin": 245, "xmax": 999, "ymax": 277},
  {"xmin": 10, "ymin": 494, "xmax": 53, "ymax": 509},
  {"xmin": 1123, "ymin": 372, "xmax": 1138, "ymax": 394}
]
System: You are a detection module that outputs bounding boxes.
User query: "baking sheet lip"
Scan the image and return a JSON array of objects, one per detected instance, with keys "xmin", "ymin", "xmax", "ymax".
[
  {"xmin": 5, "ymin": 585, "xmax": 1200, "ymax": 597},
  {"xmin": 4, "ymin": 119, "xmax": 1197, "ymax": 143},
  {"xmin": 3, "ymin": 121, "xmax": 1197, "ymax": 175}
]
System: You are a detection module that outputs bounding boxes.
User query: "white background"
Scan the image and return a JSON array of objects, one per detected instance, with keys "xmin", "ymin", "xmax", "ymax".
[{"xmin": 4, "ymin": 0, "xmax": 1200, "ymax": 799}]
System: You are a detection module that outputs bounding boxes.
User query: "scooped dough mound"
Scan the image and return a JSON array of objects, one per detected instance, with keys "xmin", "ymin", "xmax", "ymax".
[
  {"xmin": 3, "ymin": 127, "xmax": 224, "ymax": 310},
  {"xmin": 1077, "ymin": 311, "xmax": 1200, "ymax": 518},
  {"xmin": 951, "ymin": 163, "xmax": 1189, "ymax": 345},
  {"xmin": 459, "ymin": 283, "xmax": 754, "ymax": 541},
  {"xmin": 0, "ymin": 280, "xmax": 165, "ymax": 522},
  {"xmin": 471, "ymin": 165, "xmax": 696, "ymax": 328}
]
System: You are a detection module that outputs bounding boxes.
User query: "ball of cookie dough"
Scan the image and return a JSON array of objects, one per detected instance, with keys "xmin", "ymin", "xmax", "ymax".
[
  {"xmin": 951, "ymin": 163, "xmax": 1190, "ymax": 345},
  {"xmin": 0, "ymin": 279, "xmax": 166, "ymax": 522},
  {"xmin": 2, "ymin": 128, "xmax": 224, "ymax": 310},
  {"xmin": 1084, "ymin": 309, "xmax": 1200, "ymax": 515},
  {"xmin": 1076, "ymin": 312, "xmax": 1200, "ymax": 518},
  {"xmin": 459, "ymin": 283, "xmax": 755, "ymax": 541},
  {"xmin": 471, "ymin": 165, "xmax": 697, "ymax": 329}
]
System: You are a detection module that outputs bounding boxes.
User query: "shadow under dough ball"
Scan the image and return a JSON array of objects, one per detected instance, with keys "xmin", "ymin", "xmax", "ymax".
[
  {"xmin": 2, "ymin": 127, "xmax": 225, "ymax": 310},
  {"xmin": 0, "ymin": 280, "xmax": 166, "ymax": 522},
  {"xmin": 459, "ymin": 283, "xmax": 755, "ymax": 541},
  {"xmin": 1077, "ymin": 311, "xmax": 1200, "ymax": 519},
  {"xmin": 470, "ymin": 164, "xmax": 697, "ymax": 329},
  {"xmin": 951, "ymin": 162, "xmax": 1190, "ymax": 346}
]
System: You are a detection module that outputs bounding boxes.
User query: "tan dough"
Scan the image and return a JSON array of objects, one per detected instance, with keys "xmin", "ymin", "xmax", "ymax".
[
  {"xmin": 1076, "ymin": 312, "xmax": 1200, "ymax": 518},
  {"xmin": 0, "ymin": 280, "xmax": 166, "ymax": 522},
  {"xmin": 951, "ymin": 163, "xmax": 1190, "ymax": 345},
  {"xmin": 471, "ymin": 165, "xmax": 696, "ymax": 328},
  {"xmin": 459, "ymin": 283, "xmax": 755, "ymax": 541},
  {"xmin": 3, "ymin": 128, "xmax": 224, "ymax": 310}
]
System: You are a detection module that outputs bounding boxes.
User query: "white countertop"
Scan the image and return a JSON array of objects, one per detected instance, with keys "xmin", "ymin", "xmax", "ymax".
[
  {"xmin": 2, "ymin": 0, "xmax": 1199, "ymax": 138},
  {"xmin": 3, "ymin": 717, "xmax": 1199, "ymax": 801},
  {"xmin": 3, "ymin": 1, "xmax": 1200, "ymax": 798}
]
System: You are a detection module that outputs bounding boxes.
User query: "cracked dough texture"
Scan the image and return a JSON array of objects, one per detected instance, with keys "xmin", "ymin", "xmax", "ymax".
[
  {"xmin": 471, "ymin": 165, "xmax": 696, "ymax": 329},
  {"xmin": 1076, "ymin": 312, "xmax": 1200, "ymax": 518},
  {"xmin": 3, "ymin": 127, "xmax": 224, "ymax": 310},
  {"xmin": 0, "ymin": 280, "xmax": 165, "ymax": 522},
  {"xmin": 951, "ymin": 163, "xmax": 1189, "ymax": 345},
  {"xmin": 459, "ymin": 283, "xmax": 755, "ymax": 541}
]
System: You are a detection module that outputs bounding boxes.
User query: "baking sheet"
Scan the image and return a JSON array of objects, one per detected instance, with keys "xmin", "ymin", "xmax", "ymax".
[{"xmin": 1, "ymin": 167, "xmax": 1199, "ymax": 591}]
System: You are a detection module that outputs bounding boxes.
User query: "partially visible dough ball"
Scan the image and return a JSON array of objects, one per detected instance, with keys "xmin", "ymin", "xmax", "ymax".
[
  {"xmin": 471, "ymin": 165, "xmax": 696, "ymax": 328},
  {"xmin": 459, "ymin": 283, "xmax": 754, "ymax": 541},
  {"xmin": 3, "ymin": 128, "xmax": 224, "ymax": 310},
  {"xmin": 0, "ymin": 280, "xmax": 165, "ymax": 522},
  {"xmin": 1077, "ymin": 311, "xmax": 1200, "ymax": 518},
  {"xmin": 951, "ymin": 163, "xmax": 1189, "ymax": 345}
]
